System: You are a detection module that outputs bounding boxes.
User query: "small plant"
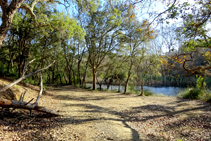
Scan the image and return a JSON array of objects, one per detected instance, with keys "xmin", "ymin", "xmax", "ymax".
[
  {"xmin": 196, "ymin": 76, "xmax": 206, "ymax": 89},
  {"xmin": 14, "ymin": 85, "xmax": 21, "ymax": 89},
  {"xmin": 143, "ymin": 90, "xmax": 154, "ymax": 96},
  {"xmin": 43, "ymin": 85, "xmax": 47, "ymax": 91},
  {"xmin": 75, "ymin": 84, "xmax": 81, "ymax": 88}
]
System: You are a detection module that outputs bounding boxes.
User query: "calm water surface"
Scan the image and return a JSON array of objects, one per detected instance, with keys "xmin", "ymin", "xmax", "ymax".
[{"xmin": 87, "ymin": 84, "xmax": 185, "ymax": 97}]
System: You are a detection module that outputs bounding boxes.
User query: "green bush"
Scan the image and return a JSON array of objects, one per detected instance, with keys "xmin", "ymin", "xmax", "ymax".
[
  {"xmin": 143, "ymin": 90, "xmax": 155, "ymax": 96},
  {"xmin": 177, "ymin": 88, "xmax": 203, "ymax": 100},
  {"xmin": 196, "ymin": 77, "xmax": 206, "ymax": 89}
]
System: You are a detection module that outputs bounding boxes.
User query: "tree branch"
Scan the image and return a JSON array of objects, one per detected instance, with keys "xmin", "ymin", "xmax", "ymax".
[{"xmin": 0, "ymin": 59, "xmax": 55, "ymax": 93}]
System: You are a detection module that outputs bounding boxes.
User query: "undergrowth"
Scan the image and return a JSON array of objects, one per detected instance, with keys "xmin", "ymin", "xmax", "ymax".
[{"xmin": 177, "ymin": 88, "xmax": 211, "ymax": 102}]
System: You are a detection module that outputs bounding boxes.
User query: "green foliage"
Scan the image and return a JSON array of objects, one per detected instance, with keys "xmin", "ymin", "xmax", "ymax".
[
  {"xmin": 124, "ymin": 85, "xmax": 138, "ymax": 94},
  {"xmin": 196, "ymin": 77, "xmax": 206, "ymax": 89},
  {"xmin": 178, "ymin": 88, "xmax": 211, "ymax": 102},
  {"xmin": 177, "ymin": 88, "xmax": 203, "ymax": 99},
  {"xmin": 0, "ymin": 65, "xmax": 18, "ymax": 79},
  {"xmin": 43, "ymin": 85, "xmax": 47, "ymax": 91},
  {"xmin": 14, "ymin": 85, "xmax": 21, "ymax": 89},
  {"xmin": 23, "ymin": 78, "xmax": 38, "ymax": 85},
  {"xmin": 143, "ymin": 90, "xmax": 155, "ymax": 96}
]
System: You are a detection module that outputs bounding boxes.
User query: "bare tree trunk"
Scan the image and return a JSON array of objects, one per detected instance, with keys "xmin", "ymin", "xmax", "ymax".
[
  {"xmin": 57, "ymin": 64, "xmax": 62, "ymax": 84},
  {"xmin": 115, "ymin": 74, "xmax": 121, "ymax": 92},
  {"xmin": 140, "ymin": 83, "xmax": 144, "ymax": 96},
  {"xmin": 124, "ymin": 63, "xmax": 133, "ymax": 94},
  {"xmin": 92, "ymin": 67, "xmax": 96, "ymax": 90},
  {"xmin": 71, "ymin": 69, "xmax": 76, "ymax": 86},
  {"xmin": 124, "ymin": 76, "xmax": 130, "ymax": 94},
  {"xmin": 63, "ymin": 72, "xmax": 68, "ymax": 84},
  {"xmin": 34, "ymin": 72, "xmax": 43, "ymax": 104},
  {"xmin": 82, "ymin": 55, "xmax": 89, "ymax": 87},
  {"xmin": 77, "ymin": 60, "xmax": 82, "ymax": 85}
]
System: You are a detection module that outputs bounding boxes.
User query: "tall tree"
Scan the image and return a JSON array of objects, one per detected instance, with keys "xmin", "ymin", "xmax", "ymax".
[{"xmin": 81, "ymin": 2, "xmax": 123, "ymax": 90}]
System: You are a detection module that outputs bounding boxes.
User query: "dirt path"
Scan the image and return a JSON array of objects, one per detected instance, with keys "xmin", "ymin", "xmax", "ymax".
[
  {"xmin": 46, "ymin": 85, "xmax": 148, "ymax": 141},
  {"xmin": 1, "ymin": 85, "xmax": 211, "ymax": 141}
]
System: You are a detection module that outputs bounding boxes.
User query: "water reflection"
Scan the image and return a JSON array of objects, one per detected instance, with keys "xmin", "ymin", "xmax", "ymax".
[{"xmin": 87, "ymin": 84, "xmax": 184, "ymax": 97}]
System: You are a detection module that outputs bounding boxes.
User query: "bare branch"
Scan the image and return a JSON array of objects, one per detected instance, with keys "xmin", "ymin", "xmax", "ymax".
[
  {"xmin": 149, "ymin": 0, "xmax": 177, "ymax": 25},
  {"xmin": 0, "ymin": 60, "xmax": 55, "ymax": 94},
  {"xmin": 22, "ymin": 59, "xmax": 36, "ymax": 76},
  {"xmin": 25, "ymin": 98, "xmax": 34, "ymax": 105},
  {"xmin": 34, "ymin": 72, "xmax": 43, "ymax": 104}
]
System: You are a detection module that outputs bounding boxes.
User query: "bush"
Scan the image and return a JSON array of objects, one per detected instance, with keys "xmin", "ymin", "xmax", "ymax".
[
  {"xmin": 143, "ymin": 90, "xmax": 155, "ymax": 96},
  {"xmin": 177, "ymin": 88, "xmax": 203, "ymax": 100}
]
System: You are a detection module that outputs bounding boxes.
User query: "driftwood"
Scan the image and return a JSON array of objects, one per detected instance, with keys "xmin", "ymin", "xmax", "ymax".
[
  {"xmin": 0, "ymin": 59, "xmax": 61, "ymax": 116},
  {"xmin": 0, "ymin": 99, "xmax": 61, "ymax": 116}
]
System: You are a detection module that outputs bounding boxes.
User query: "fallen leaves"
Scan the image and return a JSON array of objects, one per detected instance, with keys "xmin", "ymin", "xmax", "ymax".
[{"xmin": 127, "ymin": 105, "xmax": 211, "ymax": 140}]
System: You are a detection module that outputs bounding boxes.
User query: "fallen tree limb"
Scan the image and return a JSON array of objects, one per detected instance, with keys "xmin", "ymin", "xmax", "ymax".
[
  {"xmin": 0, "ymin": 59, "xmax": 59, "ymax": 116},
  {"xmin": 0, "ymin": 59, "xmax": 55, "ymax": 93},
  {"xmin": 0, "ymin": 99, "xmax": 61, "ymax": 116}
]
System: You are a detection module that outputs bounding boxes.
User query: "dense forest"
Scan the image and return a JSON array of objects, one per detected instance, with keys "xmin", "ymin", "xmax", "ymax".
[{"xmin": 0, "ymin": 0, "xmax": 211, "ymax": 95}]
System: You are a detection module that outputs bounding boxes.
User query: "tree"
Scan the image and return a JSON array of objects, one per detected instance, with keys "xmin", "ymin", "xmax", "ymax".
[
  {"xmin": 165, "ymin": 0, "xmax": 211, "ymax": 87},
  {"xmin": 120, "ymin": 10, "xmax": 155, "ymax": 93},
  {"xmin": 81, "ymin": 2, "xmax": 123, "ymax": 90}
]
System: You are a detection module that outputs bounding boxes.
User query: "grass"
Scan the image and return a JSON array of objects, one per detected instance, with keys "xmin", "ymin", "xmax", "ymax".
[
  {"xmin": 177, "ymin": 88, "xmax": 211, "ymax": 102},
  {"xmin": 143, "ymin": 89, "xmax": 155, "ymax": 96}
]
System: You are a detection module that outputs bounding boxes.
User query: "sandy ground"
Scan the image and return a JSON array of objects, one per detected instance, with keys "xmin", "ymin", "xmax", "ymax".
[{"xmin": 0, "ymin": 83, "xmax": 211, "ymax": 141}]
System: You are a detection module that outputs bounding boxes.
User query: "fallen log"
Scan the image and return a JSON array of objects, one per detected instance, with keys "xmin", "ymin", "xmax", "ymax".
[{"xmin": 0, "ymin": 99, "xmax": 61, "ymax": 116}]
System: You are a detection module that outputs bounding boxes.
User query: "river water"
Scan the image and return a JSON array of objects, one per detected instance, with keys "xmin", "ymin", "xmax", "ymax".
[{"xmin": 87, "ymin": 84, "xmax": 185, "ymax": 97}]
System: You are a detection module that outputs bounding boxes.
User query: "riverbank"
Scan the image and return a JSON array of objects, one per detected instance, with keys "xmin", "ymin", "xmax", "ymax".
[
  {"xmin": 85, "ymin": 83, "xmax": 185, "ymax": 96},
  {"xmin": 1, "ymin": 79, "xmax": 211, "ymax": 140}
]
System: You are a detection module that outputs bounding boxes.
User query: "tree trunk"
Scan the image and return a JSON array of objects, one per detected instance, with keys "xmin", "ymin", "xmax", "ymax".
[
  {"xmin": 77, "ymin": 60, "xmax": 82, "ymax": 85},
  {"xmin": 82, "ymin": 56, "xmax": 89, "ymax": 87},
  {"xmin": 124, "ymin": 62, "xmax": 133, "ymax": 94},
  {"xmin": 63, "ymin": 72, "xmax": 68, "ymax": 84},
  {"xmin": 92, "ymin": 67, "xmax": 96, "ymax": 90},
  {"xmin": 124, "ymin": 75, "xmax": 130, "ymax": 94},
  {"xmin": 140, "ymin": 83, "xmax": 144, "ymax": 96},
  {"xmin": 52, "ymin": 65, "xmax": 55, "ymax": 84},
  {"xmin": 68, "ymin": 70, "xmax": 72, "ymax": 85},
  {"xmin": 71, "ymin": 69, "xmax": 76, "ymax": 86},
  {"xmin": 99, "ymin": 84, "xmax": 102, "ymax": 90},
  {"xmin": 57, "ymin": 64, "xmax": 62, "ymax": 84},
  {"xmin": 0, "ymin": 0, "xmax": 25, "ymax": 47},
  {"xmin": 115, "ymin": 74, "xmax": 121, "ymax": 92},
  {"xmin": 118, "ymin": 82, "xmax": 121, "ymax": 93}
]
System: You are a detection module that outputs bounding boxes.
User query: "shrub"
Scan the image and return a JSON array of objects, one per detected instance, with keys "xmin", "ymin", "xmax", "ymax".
[
  {"xmin": 177, "ymin": 88, "xmax": 203, "ymax": 100},
  {"xmin": 143, "ymin": 90, "xmax": 155, "ymax": 96}
]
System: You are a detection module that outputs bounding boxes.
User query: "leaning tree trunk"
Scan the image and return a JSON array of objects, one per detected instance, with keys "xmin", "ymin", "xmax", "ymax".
[{"xmin": 124, "ymin": 75, "xmax": 130, "ymax": 94}]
